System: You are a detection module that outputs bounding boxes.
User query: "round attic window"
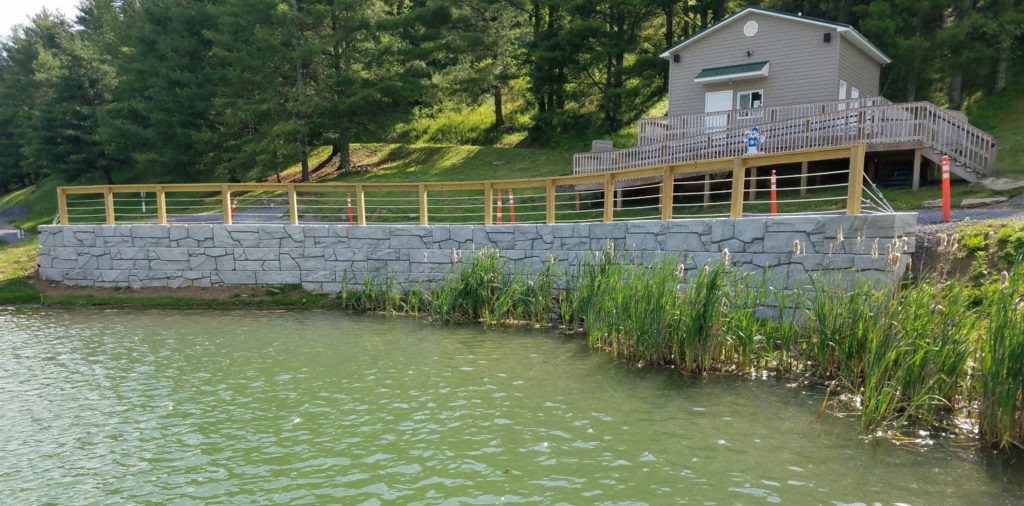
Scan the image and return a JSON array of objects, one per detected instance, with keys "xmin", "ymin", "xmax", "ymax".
[{"xmin": 743, "ymin": 20, "xmax": 759, "ymax": 37}]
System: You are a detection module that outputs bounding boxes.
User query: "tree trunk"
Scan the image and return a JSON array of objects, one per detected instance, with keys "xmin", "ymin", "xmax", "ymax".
[
  {"xmin": 948, "ymin": 70, "xmax": 963, "ymax": 111},
  {"xmin": 336, "ymin": 136, "xmax": 351, "ymax": 172},
  {"xmin": 994, "ymin": 42, "xmax": 1008, "ymax": 93},
  {"xmin": 493, "ymin": 86, "xmax": 504, "ymax": 127}
]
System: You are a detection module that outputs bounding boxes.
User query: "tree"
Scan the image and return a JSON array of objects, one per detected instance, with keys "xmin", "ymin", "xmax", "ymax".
[{"xmin": 101, "ymin": 0, "xmax": 218, "ymax": 182}]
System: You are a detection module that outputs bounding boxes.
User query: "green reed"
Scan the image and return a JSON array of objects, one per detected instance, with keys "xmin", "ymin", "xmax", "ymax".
[
  {"xmin": 978, "ymin": 260, "xmax": 1024, "ymax": 450},
  {"xmin": 431, "ymin": 247, "xmax": 560, "ymax": 325}
]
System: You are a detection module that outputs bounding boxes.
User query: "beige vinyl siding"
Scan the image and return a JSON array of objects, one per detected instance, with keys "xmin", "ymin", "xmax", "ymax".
[
  {"xmin": 667, "ymin": 12, "xmax": 841, "ymax": 116},
  {"xmin": 837, "ymin": 34, "xmax": 881, "ymax": 97}
]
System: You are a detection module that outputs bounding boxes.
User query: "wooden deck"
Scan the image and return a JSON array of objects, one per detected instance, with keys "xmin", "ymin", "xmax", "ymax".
[{"xmin": 576, "ymin": 97, "xmax": 997, "ymax": 183}]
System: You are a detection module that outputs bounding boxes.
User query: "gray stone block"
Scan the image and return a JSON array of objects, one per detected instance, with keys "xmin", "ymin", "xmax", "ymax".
[
  {"xmin": 350, "ymin": 226, "xmax": 389, "ymax": 239},
  {"xmin": 734, "ymin": 219, "xmax": 766, "ymax": 243},
  {"xmin": 766, "ymin": 216, "xmax": 825, "ymax": 234},
  {"xmin": 390, "ymin": 234, "xmax": 427, "ymax": 249},
  {"xmin": 589, "ymin": 222, "xmax": 627, "ymax": 239},
  {"xmin": 150, "ymin": 248, "xmax": 189, "ymax": 261},
  {"xmin": 257, "ymin": 271, "xmax": 301, "ymax": 285},
  {"xmin": 218, "ymin": 271, "xmax": 257, "ymax": 285},
  {"xmin": 295, "ymin": 256, "xmax": 326, "ymax": 270},
  {"xmin": 39, "ymin": 268, "xmax": 63, "ymax": 281},
  {"xmin": 624, "ymin": 233, "xmax": 659, "ymax": 251},
  {"xmin": 132, "ymin": 225, "xmax": 170, "ymax": 238},
  {"xmin": 188, "ymin": 225, "xmax": 214, "ymax": 241},
  {"xmin": 763, "ymin": 232, "xmax": 811, "ymax": 254},
  {"xmin": 234, "ymin": 248, "xmax": 279, "ymax": 261},
  {"xmin": 301, "ymin": 271, "xmax": 336, "ymax": 282}
]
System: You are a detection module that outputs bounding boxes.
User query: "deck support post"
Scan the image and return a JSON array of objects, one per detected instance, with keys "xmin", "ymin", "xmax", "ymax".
[
  {"xmin": 356, "ymin": 184, "xmax": 366, "ymax": 225},
  {"xmin": 287, "ymin": 184, "xmax": 298, "ymax": 225},
  {"xmin": 703, "ymin": 174, "xmax": 711, "ymax": 209},
  {"xmin": 603, "ymin": 173, "xmax": 614, "ymax": 222},
  {"xmin": 546, "ymin": 178, "xmax": 556, "ymax": 224},
  {"xmin": 57, "ymin": 188, "xmax": 69, "ymax": 225},
  {"xmin": 104, "ymin": 187, "xmax": 115, "ymax": 225},
  {"xmin": 912, "ymin": 148, "xmax": 922, "ymax": 191},
  {"xmin": 747, "ymin": 167, "xmax": 757, "ymax": 203},
  {"xmin": 484, "ymin": 183, "xmax": 493, "ymax": 225},
  {"xmin": 221, "ymin": 185, "xmax": 232, "ymax": 225},
  {"xmin": 615, "ymin": 188, "xmax": 623, "ymax": 210},
  {"xmin": 730, "ymin": 158, "xmax": 745, "ymax": 219},
  {"xmin": 660, "ymin": 166, "xmax": 674, "ymax": 220},
  {"xmin": 800, "ymin": 161, "xmax": 809, "ymax": 197},
  {"xmin": 156, "ymin": 186, "xmax": 167, "ymax": 225},
  {"xmin": 418, "ymin": 184, "xmax": 428, "ymax": 225},
  {"xmin": 846, "ymin": 144, "xmax": 866, "ymax": 215}
]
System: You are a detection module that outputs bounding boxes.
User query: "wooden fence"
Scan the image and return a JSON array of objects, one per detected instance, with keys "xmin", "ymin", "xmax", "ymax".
[{"xmin": 57, "ymin": 145, "xmax": 867, "ymax": 226}]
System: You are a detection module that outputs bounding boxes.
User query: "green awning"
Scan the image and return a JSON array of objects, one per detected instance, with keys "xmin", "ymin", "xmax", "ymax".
[{"xmin": 694, "ymin": 61, "xmax": 769, "ymax": 83}]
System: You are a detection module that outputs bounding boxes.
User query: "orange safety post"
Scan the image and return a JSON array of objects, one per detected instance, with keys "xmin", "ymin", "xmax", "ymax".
[
  {"xmin": 346, "ymin": 193, "xmax": 354, "ymax": 225},
  {"xmin": 496, "ymin": 188, "xmax": 503, "ymax": 224},
  {"xmin": 770, "ymin": 170, "xmax": 778, "ymax": 215},
  {"xmin": 941, "ymin": 155, "xmax": 951, "ymax": 223},
  {"xmin": 231, "ymin": 197, "xmax": 239, "ymax": 217},
  {"xmin": 508, "ymin": 189, "xmax": 516, "ymax": 224}
]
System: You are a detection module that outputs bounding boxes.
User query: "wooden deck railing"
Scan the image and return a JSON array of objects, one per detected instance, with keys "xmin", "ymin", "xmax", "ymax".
[
  {"xmin": 637, "ymin": 96, "xmax": 893, "ymax": 145},
  {"xmin": 594, "ymin": 100, "xmax": 996, "ymax": 179},
  {"xmin": 57, "ymin": 145, "xmax": 868, "ymax": 226}
]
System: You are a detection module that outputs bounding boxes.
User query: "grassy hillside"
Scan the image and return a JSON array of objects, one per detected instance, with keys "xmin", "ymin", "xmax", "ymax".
[{"xmin": 965, "ymin": 69, "xmax": 1024, "ymax": 177}]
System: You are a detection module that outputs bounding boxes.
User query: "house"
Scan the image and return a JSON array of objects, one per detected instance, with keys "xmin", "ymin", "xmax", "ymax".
[
  {"xmin": 661, "ymin": 7, "xmax": 890, "ymax": 120},
  {"xmin": 574, "ymin": 7, "xmax": 997, "ymax": 199}
]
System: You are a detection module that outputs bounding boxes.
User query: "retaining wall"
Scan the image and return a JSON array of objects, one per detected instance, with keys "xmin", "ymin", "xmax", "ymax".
[{"xmin": 37, "ymin": 213, "xmax": 916, "ymax": 291}]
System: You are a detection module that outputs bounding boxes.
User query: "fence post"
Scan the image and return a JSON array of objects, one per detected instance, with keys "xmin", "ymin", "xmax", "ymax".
[
  {"xmin": 104, "ymin": 187, "xmax": 115, "ymax": 225},
  {"xmin": 603, "ymin": 172, "xmax": 614, "ymax": 223},
  {"xmin": 730, "ymin": 157, "xmax": 745, "ymax": 218},
  {"xmin": 356, "ymin": 184, "xmax": 366, "ymax": 225},
  {"xmin": 545, "ymin": 178, "xmax": 555, "ymax": 225},
  {"xmin": 156, "ymin": 186, "xmax": 167, "ymax": 225},
  {"xmin": 846, "ymin": 144, "xmax": 865, "ymax": 215},
  {"xmin": 57, "ymin": 188, "xmax": 69, "ymax": 225},
  {"xmin": 661, "ymin": 165, "xmax": 674, "ymax": 220},
  {"xmin": 221, "ymin": 185, "xmax": 232, "ymax": 225},
  {"xmin": 418, "ymin": 183, "xmax": 428, "ymax": 225},
  {"xmin": 484, "ymin": 182, "xmax": 493, "ymax": 225},
  {"xmin": 288, "ymin": 184, "xmax": 298, "ymax": 225}
]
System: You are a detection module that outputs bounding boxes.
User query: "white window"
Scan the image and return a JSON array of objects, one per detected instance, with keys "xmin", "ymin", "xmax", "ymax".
[
  {"xmin": 839, "ymin": 80, "xmax": 848, "ymax": 99},
  {"xmin": 736, "ymin": 90, "xmax": 764, "ymax": 117}
]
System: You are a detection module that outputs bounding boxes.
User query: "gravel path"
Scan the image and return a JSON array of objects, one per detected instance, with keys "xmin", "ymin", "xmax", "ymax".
[
  {"xmin": 914, "ymin": 193, "xmax": 1024, "ymax": 233},
  {"xmin": 0, "ymin": 207, "xmax": 29, "ymax": 244}
]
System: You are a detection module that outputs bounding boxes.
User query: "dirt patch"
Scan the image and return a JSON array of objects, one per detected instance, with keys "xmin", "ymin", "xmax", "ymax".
[{"xmin": 28, "ymin": 277, "xmax": 267, "ymax": 300}]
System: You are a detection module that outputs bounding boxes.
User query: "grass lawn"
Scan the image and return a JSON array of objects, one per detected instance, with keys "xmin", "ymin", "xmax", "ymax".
[{"xmin": 965, "ymin": 64, "xmax": 1024, "ymax": 178}]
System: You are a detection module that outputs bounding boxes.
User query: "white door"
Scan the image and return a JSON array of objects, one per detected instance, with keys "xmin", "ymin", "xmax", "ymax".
[{"xmin": 704, "ymin": 90, "xmax": 732, "ymax": 131}]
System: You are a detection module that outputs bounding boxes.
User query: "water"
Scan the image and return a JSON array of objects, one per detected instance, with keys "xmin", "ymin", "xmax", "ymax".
[{"xmin": 1, "ymin": 308, "xmax": 1021, "ymax": 504}]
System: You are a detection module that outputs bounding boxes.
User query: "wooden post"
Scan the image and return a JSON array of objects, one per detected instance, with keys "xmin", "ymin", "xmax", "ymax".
[
  {"xmin": 615, "ymin": 189, "xmax": 623, "ymax": 210},
  {"xmin": 484, "ymin": 183, "xmax": 493, "ymax": 225},
  {"xmin": 356, "ymin": 184, "xmax": 366, "ymax": 225},
  {"xmin": 221, "ymin": 185, "xmax": 232, "ymax": 225},
  {"xmin": 603, "ymin": 172, "xmax": 614, "ymax": 222},
  {"xmin": 545, "ymin": 178, "xmax": 556, "ymax": 224},
  {"xmin": 800, "ymin": 161, "xmax": 809, "ymax": 197},
  {"xmin": 911, "ymin": 148, "xmax": 922, "ymax": 191},
  {"xmin": 104, "ymin": 187, "xmax": 115, "ymax": 225},
  {"xmin": 418, "ymin": 184, "xmax": 428, "ymax": 225},
  {"xmin": 57, "ymin": 188, "xmax": 69, "ymax": 225},
  {"xmin": 846, "ymin": 144, "xmax": 865, "ymax": 215},
  {"xmin": 747, "ymin": 167, "xmax": 757, "ymax": 203},
  {"xmin": 660, "ymin": 166, "xmax": 674, "ymax": 220},
  {"xmin": 730, "ymin": 158, "xmax": 745, "ymax": 218},
  {"xmin": 703, "ymin": 174, "xmax": 711, "ymax": 209},
  {"xmin": 287, "ymin": 184, "xmax": 298, "ymax": 225},
  {"xmin": 156, "ymin": 186, "xmax": 167, "ymax": 225}
]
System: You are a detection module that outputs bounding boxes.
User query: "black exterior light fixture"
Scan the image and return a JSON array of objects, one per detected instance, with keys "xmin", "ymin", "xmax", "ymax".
[{"xmin": 673, "ymin": 54, "xmax": 681, "ymax": 63}]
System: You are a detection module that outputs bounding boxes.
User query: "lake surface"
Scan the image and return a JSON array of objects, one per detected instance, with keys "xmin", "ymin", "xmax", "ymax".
[{"xmin": 1, "ymin": 308, "xmax": 1022, "ymax": 504}]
